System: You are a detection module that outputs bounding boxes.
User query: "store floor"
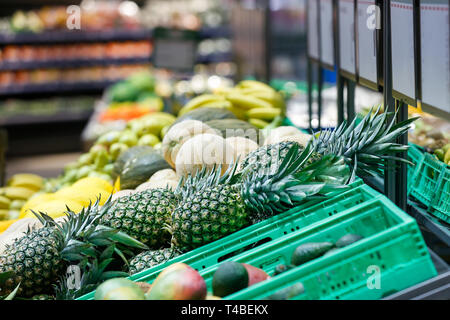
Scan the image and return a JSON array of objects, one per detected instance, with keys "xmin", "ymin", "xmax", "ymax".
[{"xmin": 5, "ymin": 152, "xmax": 81, "ymax": 180}]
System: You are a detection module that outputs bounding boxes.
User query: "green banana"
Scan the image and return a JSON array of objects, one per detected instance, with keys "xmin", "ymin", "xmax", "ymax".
[
  {"xmin": 246, "ymin": 107, "xmax": 281, "ymax": 120},
  {"xmin": 178, "ymin": 94, "xmax": 225, "ymax": 116}
]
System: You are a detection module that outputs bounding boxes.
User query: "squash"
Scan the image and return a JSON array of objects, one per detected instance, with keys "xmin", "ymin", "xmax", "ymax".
[
  {"xmin": 264, "ymin": 126, "xmax": 312, "ymax": 147},
  {"xmin": 175, "ymin": 134, "xmax": 234, "ymax": 177},
  {"xmin": 113, "ymin": 146, "xmax": 154, "ymax": 180},
  {"xmin": 162, "ymin": 120, "xmax": 219, "ymax": 168},
  {"xmin": 148, "ymin": 169, "xmax": 178, "ymax": 183},
  {"xmin": 171, "ymin": 107, "xmax": 236, "ymax": 127},
  {"xmin": 225, "ymin": 137, "xmax": 259, "ymax": 164},
  {"xmin": 205, "ymin": 119, "xmax": 261, "ymax": 144},
  {"xmin": 115, "ymin": 146, "xmax": 172, "ymax": 190}
]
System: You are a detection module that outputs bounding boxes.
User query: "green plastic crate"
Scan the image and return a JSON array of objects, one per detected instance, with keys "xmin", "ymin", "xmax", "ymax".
[
  {"xmin": 77, "ymin": 179, "xmax": 370, "ymax": 300},
  {"xmin": 407, "ymin": 144, "xmax": 425, "ymax": 194},
  {"xmin": 201, "ymin": 198, "xmax": 437, "ymax": 300},
  {"xmin": 410, "ymin": 152, "xmax": 450, "ymax": 223},
  {"xmin": 430, "ymin": 166, "xmax": 450, "ymax": 224}
]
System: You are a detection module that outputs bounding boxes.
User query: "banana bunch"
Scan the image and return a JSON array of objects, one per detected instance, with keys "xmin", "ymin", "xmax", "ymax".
[
  {"xmin": 177, "ymin": 80, "xmax": 286, "ymax": 129},
  {"xmin": 0, "ymin": 173, "xmax": 43, "ymax": 221}
]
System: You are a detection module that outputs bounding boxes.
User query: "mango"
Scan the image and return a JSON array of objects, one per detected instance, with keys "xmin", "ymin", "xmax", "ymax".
[
  {"xmin": 242, "ymin": 263, "xmax": 270, "ymax": 286},
  {"xmin": 146, "ymin": 263, "xmax": 206, "ymax": 300}
]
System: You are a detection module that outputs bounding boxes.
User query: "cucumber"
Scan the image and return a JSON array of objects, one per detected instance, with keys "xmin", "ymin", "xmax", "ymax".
[
  {"xmin": 336, "ymin": 234, "xmax": 363, "ymax": 248},
  {"xmin": 265, "ymin": 283, "xmax": 304, "ymax": 300},
  {"xmin": 291, "ymin": 242, "xmax": 335, "ymax": 266}
]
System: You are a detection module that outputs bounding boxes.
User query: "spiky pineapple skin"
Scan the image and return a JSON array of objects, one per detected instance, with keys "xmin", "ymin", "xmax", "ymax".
[
  {"xmin": 0, "ymin": 227, "xmax": 62, "ymax": 297},
  {"xmin": 32, "ymin": 294, "xmax": 56, "ymax": 300},
  {"xmin": 172, "ymin": 184, "xmax": 249, "ymax": 251},
  {"xmin": 240, "ymin": 141, "xmax": 321, "ymax": 175},
  {"xmin": 129, "ymin": 248, "xmax": 180, "ymax": 275},
  {"xmin": 101, "ymin": 188, "xmax": 178, "ymax": 248}
]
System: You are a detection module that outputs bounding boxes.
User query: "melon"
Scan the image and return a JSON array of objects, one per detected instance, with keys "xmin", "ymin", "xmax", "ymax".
[
  {"xmin": 225, "ymin": 136, "xmax": 259, "ymax": 164},
  {"xmin": 135, "ymin": 180, "xmax": 178, "ymax": 192},
  {"xmin": 162, "ymin": 120, "xmax": 219, "ymax": 168},
  {"xmin": 264, "ymin": 126, "xmax": 312, "ymax": 147},
  {"xmin": 175, "ymin": 134, "xmax": 234, "ymax": 177},
  {"xmin": 148, "ymin": 169, "xmax": 178, "ymax": 183}
]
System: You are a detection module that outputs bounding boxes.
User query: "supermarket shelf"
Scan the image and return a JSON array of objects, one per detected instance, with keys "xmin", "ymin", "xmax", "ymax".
[
  {"xmin": 196, "ymin": 52, "xmax": 232, "ymax": 64},
  {"xmin": 0, "ymin": 109, "xmax": 93, "ymax": 126},
  {"xmin": 0, "ymin": 57, "xmax": 151, "ymax": 71},
  {"xmin": 0, "ymin": 80, "xmax": 119, "ymax": 97},
  {"xmin": 0, "ymin": 29, "xmax": 153, "ymax": 45},
  {"xmin": 362, "ymin": 175, "xmax": 450, "ymax": 247},
  {"xmin": 0, "ymin": 26, "xmax": 231, "ymax": 45}
]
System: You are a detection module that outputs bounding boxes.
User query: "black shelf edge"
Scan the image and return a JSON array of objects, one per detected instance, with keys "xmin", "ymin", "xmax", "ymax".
[
  {"xmin": 0, "ymin": 109, "xmax": 93, "ymax": 126},
  {"xmin": 0, "ymin": 57, "xmax": 151, "ymax": 71},
  {"xmin": 196, "ymin": 52, "xmax": 232, "ymax": 64},
  {"xmin": 0, "ymin": 80, "xmax": 119, "ymax": 97},
  {"xmin": 384, "ymin": 270, "xmax": 450, "ymax": 300},
  {"xmin": 198, "ymin": 26, "xmax": 231, "ymax": 39},
  {"xmin": 0, "ymin": 29, "xmax": 153, "ymax": 45}
]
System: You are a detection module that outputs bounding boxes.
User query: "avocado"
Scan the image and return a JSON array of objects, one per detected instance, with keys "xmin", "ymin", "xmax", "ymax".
[
  {"xmin": 265, "ymin": 283, "xmax": 304, "ymax": 300},
  {"xmin": 336, "ymin": 234, "xmax": 363, "ymax": 248},
  {"xmin": 109, "ymin": 82, "xmax": 140, "ymax": 103},
  {"xmin": 291, "ymin": 242, "xmax": 335, "ymax": 266},
  {"xmin": 212, "ymin": 262, "xmax": 249, "ymax": 297}
]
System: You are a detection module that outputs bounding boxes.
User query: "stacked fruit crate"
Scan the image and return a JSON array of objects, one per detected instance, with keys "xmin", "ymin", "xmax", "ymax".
[{"xmin": 77, "ymin": 181, "xmax": 437, "ymax": 300}]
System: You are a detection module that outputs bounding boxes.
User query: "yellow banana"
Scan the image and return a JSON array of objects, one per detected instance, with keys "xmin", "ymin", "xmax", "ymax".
[
  {"xmin": 213, "ymin": 87, "xmax": 234, "ymax": 96},
  {"xmin": 178, "ymin": 94, "xmax": 225, "ymax": 116},
  {"xmin": 237, "ymin": 80, "xmax": 274, "ymax": 92},
  {"xmin": 249, "ymin": 118, "xmax": 270, "ymax": 129},
  {"xmin": 7, "ymin": 173, "xmax": 43, "ymax": 191},
  {"xmin": 246, "ymin": 108, "xmax": 281, "ymax": 121},
  {"xmin": 227, "ymin": 105, "xmax": 248, "ymax": 120},
  {"xmin": 0, "ymin": 186, "xmax": 36, "ymax": 200},
  {"xmin": 0, "ymin": 209, "xmax": 9, "ymax": 220},
  {"xmin": 0, "ymin": 196, "xmax": 11, "ymax": 209},
  {"xmin": 226, "ymin": 93, "xmax": 274, "ymax": 110},
  {"xmin": 248, "ymin": 90, "xmax": 285, "ymax": 110},
  {"xmin": 142, "ymin": 112, "xmax": 176, "ymax": 123},
  {"xmin": 201, "ymin": 100, "xmax": 233, "ymax": 110}
]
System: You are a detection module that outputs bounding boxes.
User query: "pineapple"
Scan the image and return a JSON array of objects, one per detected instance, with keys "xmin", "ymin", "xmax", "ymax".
[
  {"xmin": 0, "ymin": 200, "xmax": 147, "ymax": 298},
  {"xmin": 171, "ymin": 110, "xmax": 416, "ymax": 250},
  {"xmin": 171, "ymin": 144, "xmax": 348, "ymax": 250},
  {"xmin": 32, "ymin": 294, "xmax": 55, "ymax": 300},
  {"xmin": 129, "ymin": 248, "xmax": 181, "ymax": 275},
  {"xmin": 241, "ymin": 107, "xmax": 415, "ymax": 179},
  {"xmin": 100, "ymin": 188, "xmax": 178, "ymax": 248}
]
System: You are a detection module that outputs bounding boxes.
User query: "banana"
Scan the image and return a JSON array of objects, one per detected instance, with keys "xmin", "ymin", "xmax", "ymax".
[
  {"xmin": 0, "ymin": 196, "xmax": 11, "ymax": 209},
  {"xmin": 213, "ymin": 87, "xmax": 234, "ymax": 96},
  {"xmin": 7, "ymin": 173, "xmax": 43, "ymax": 192},
  {"xmin": 0, "ymin": 187, "xmax": 36, "ymax": 201},
  {"xmin": 246, "ymin": 108, "xmax": 281, "ymax": 121},
  {"xmin": 227, "ymin": 105, "xmax": 248, "ymax": 120},
  {"xmin": 237, "ymin": 80, "xmax": 274, "ymax": 92},
  {"xmin": 248, "ymin": 90, "xmax": 285, "ymax": 110},
  {"xmin": 226, "ymin": 93, "xmax": 274, "ymax": 110},
  {"xmin": 178, "ymin": 94, "xmax": 225, "ymax": 116},
  {"xmin": 144, "ymin": 112, "xmax": 177, "ymax": 123},
  {"xmin": 201, "ymin": 100, "xmax": 233, "ymax": 110},
  {"xmin": 0, "ymin": 209, "xmax": 9, "ymax": 220},
  {"xmin": 249, "ymin": 118, "xmax": 270, "ymax": 129}
]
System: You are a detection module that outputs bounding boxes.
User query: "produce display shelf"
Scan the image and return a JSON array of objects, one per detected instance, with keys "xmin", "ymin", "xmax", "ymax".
[
  {"xmin": 0, "ymin": 109, "xmax": 93, "ymax": 126},
  {"xmin": 78, "ymin": 180, "xmax": 377, "ymax": 300},
  {"xmin": 0, "ymin": 29, "xmax": 153, "ymax": 45},
  {"xmin": 218, "ymin": 197, "xmax": 437, "ymax": 300},
  {"xmin": 0, "ymin": 57, "xmax": 151, "ymax": 71},
  {"xmin": 0, "ymin": 80, "xmax": 120, "ymax": 97}
]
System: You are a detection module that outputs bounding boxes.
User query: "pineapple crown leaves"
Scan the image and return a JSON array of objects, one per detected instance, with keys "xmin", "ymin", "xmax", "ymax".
[
  {"xmin": 30, "ymin": 196, "xmax": 148, "ymax": 264},
  {"xmin": 312, "ymin": 105, "xmax": 418, "ymax": 177},
  {"xmin": 54, "ymin": 245, "xmax": 129, "ymax": 300},
  {"xmin": 241, "ymin": 143, "xmax": 351, "ymax": 215}
]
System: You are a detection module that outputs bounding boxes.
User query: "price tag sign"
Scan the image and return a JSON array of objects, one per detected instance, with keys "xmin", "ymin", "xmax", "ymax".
[
  {"xmin": 152, "ymin": 27, "xmax": 199, "ymax": 72},
  {"xmin": 391, "ymin": 0, "xmax": 417, "ymax": 106},
  {"xmin": 320, "ymin": 0, "xmax": 335, "ymax": 69},
  {"xmin": 307, "ymin": 0, "xmax": 320, "ymax": 61},
  {"xmin": 357, "ymin": 0, "xmax": 379, "ymax": 89},
  {"xmin": 420, "ymin": 0, "xmax": 450, "ymax": 117},
  {"xmin": 338, "ymin": 0, "xmax": 356, "ymax": 78}
]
